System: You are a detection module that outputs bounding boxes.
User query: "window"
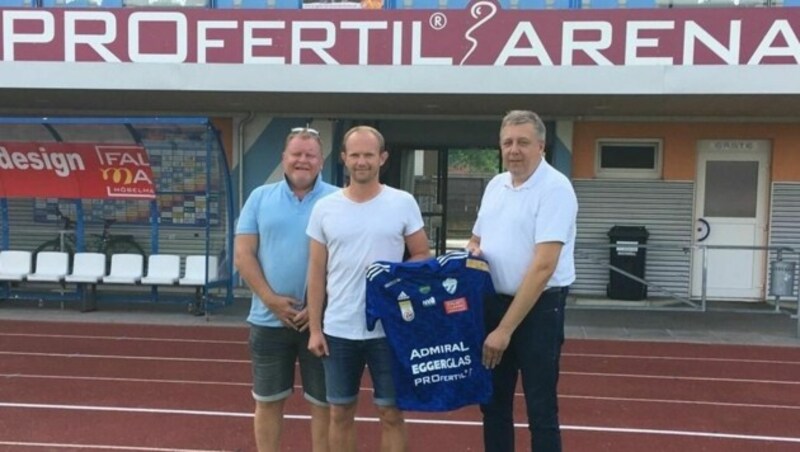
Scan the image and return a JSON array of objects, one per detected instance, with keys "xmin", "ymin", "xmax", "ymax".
[{"xmin": 595, "ymin": 140, "xmax": 662, "ymax": 179}]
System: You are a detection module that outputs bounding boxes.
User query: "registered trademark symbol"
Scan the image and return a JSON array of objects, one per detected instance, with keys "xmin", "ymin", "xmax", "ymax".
[{"xmin": 429, "ymin": 12, "xmax": 447, "ymax": 31}]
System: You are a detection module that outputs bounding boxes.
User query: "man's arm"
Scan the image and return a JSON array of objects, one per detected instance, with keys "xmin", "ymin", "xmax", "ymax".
[
  {"xmin": 306, "ymin": 238, "xmax": 329, "ymax": 357},
  {"xmin": 404, "ymin": 228, "xmax": 431, "ymax": 261},
  {"xmin": 482, "ymin": 241, "xmax": 562, "ymax": 369},
  {"xmin": 234, "ymin": 234, "xmax": 300, "ymax": 329}
]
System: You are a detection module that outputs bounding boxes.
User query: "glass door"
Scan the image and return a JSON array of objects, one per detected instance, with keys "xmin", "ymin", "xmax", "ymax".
[{"xmin": 445, "ymin": 148, "xmax": 500, "ymax": 251}]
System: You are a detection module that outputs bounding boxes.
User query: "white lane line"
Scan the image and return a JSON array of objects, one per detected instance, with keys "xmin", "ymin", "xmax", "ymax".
[
  {"xmin": 2, "ymin": 332, "xmax": 798, "ymax": 365},
  {"xmin": 0, "ymin": 351, "xmax": 248, "ymax": 364},
  {"xmin": 562, "ymin": 425, "xmax": 800, "ymax": 443},
  {"xmin": 3, "ymin": 373, "xmax": 798, "ymax": 411},
  {"xmin": 0, "ymin": 332, "xmax": 246, "ymax": 346},
  {"xmin": 0, "ymin": 373, "xmax": 249, "ymax": 387},
  {"xmin": 2, "ymin": 402, "xmax": 800, "ymax": 445},
  {"xmin": 2, "ymin": 336, "xmax": 798, "ymax": 365},
  {"xmin": 0, "ymin": 441, "xmax": 226, "ymax": 452},
  {"xmin": 0, "ymin": 402, "xmax": 252, "ymax": 418},
  {"xmin": 564, "ymin": 352, "xmax": 800, "ymax": 366},
  {"xmin": 4, "ymin": 352, "xmax": 798, "ymax": 386},
  {"xmin": 4, "ymin": 373, "xmax": 799, "ymax": 411},
  {"xmin": 560, "ymin": 394, "xmax": 800, "ymax": 411},
  {"xmin": 563, "ymin": 370, "xmax": 800, "ymax": 386}
]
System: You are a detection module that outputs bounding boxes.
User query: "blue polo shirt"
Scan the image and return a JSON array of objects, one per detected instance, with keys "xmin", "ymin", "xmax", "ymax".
[{"xmin": 236, "ymin": 176, "xmax": 338, "ymax": 327}]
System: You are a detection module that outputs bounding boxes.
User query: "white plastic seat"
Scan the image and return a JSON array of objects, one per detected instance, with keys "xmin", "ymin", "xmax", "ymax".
[
  {"xmin": 179, "ymin": 255, "xmax": 219, "ymax": 286},
  {"xmin": 27, "ymin": 251, "xmax": 69, "ymax": 282},
  {"xmin": 65, "ymin": 253, "xmax": 107, "ymax": 283},
  {"xmin": 141, "ymin": 254, "xmax": 181, "ymax": 285},
  {"xmin": 0, "ymin": 250, "xmax": 33, "ymax": 281},
  {"xmin": 102, "ymin": 253, "xmax": 144, "ymax": 284}
]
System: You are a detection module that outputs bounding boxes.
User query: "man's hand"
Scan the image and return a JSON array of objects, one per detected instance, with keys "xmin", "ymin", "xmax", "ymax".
[
  {"xmin": 482, "ymin": 328, "xmax": 511, "ymax": 369},
  {"xmin": 465, "ymin": 244, "xmax": 482, "ymax": 257},
  {"xmin": 308, "ymin": 331, "xmax": 329, "ymax": 358},
  {"xmin": 465, "ymin": 235, "xmax": 482, "ymax": 257},
  {"xmin": 266, "ymin": 295, "xmax": 302, "ymax": 330},
  {"xmin": 293, "ymin": 308, "xmax": 309, "ymax": 332}
]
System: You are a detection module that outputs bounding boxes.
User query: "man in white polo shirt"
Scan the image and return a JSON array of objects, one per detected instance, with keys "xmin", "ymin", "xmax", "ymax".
[{"xmin": 467, "ymin": 110, "xmax": 578, "ymax": 452}]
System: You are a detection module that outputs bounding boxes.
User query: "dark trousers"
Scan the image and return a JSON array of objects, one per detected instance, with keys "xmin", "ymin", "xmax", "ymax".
[{"xmin": 481, "ymin": 287, "xmax": 568, "ymax": 452}]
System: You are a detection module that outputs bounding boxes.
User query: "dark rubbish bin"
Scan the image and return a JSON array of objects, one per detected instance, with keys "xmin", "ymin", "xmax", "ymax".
[{"xmin": 606, "ymin": 226, "xmax": 649, "ymax": 301}]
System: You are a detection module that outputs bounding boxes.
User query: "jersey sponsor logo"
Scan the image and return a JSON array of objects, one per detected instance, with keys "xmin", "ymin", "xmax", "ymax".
[
  {"xmin": 418, "ymin": 284, "xmax": 431, "ymax": 294},
  {"xmin": 410, "ymin": 341, "xmax": 470, "ymax": 360},
  {"xmin": 444, "ymin": 297, "xmax": 468, "ymax": 314},
  {"xmin": 384, "ymin": 278, "xmax": 402, "ymax": 288},
  {"xmin": 422, "ymin": 296, "xmax": 436, "ymax": 307},
  {"xmin": 443, "ymin": 278, "xmax": 457, "ymax": 294},
  {"xmin": 466, "ymin": 258, "xmax": 490, "ymax": 272},
  {"xmin": 399, "ymin": 300, "xmax": 415, "ymax": 321}
]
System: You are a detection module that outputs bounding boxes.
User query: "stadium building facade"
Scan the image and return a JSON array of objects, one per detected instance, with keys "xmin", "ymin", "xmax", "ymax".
[{"xmin": 1, "ymin": 0, "xmax": 799, "ymax": 303}]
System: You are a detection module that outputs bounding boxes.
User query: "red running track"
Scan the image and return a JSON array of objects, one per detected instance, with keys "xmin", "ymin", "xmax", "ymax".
[{"xmin": 1, "ymin": 319, "xmax": 799, "ymax": 451}]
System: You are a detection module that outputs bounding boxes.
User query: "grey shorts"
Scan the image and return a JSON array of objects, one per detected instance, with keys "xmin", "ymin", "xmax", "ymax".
[{"xmin": 249, "ymin": 324, "xmax": 327, "ymax": 406}]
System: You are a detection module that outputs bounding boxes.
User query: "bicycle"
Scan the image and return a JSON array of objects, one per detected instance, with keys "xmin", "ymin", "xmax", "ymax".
[{"xmin": 35, "ymin": 208, "xmax": 147, "ymax": 259}]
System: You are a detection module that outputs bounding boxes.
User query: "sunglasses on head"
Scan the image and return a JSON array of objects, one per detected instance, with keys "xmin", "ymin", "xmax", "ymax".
[{"xmin": 291, "ymin": 127, "xmax": 319, "ymax": 136}]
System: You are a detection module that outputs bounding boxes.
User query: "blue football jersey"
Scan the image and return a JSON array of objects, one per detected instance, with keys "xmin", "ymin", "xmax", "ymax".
[{"xmin": 366, "ymin": 251, "xmax": 496, "ymax": 412}]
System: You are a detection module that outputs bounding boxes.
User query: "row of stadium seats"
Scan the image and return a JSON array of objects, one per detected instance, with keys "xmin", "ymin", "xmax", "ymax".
[
  {"xmin": 0, "ymin": 250, "xmax": 220, "ymax": 312},
  {"xmin": 2, "ymin": 0, "xmax": 796, "ymax": 9},
  {"xmin": 0, "ymin": 250, "xmax": 218, "ymax": 286}
]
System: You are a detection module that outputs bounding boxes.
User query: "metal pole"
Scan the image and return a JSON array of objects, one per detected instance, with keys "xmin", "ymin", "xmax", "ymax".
[
  {"xmin": 796, "ymin": 251, "xmax": 800, "ymax": 338},
  {"xmin": 701, "ymin": 245, "xmax": 708, "ymax": 312},
  {"xmin": 775, "ymin": 249, "xmax": 783, "ymax": 313}
]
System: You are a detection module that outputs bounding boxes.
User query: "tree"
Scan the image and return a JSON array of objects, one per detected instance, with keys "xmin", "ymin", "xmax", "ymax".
[{"xmin": 448, "ymin": 149, "xmax": 500, "ymax": 175}]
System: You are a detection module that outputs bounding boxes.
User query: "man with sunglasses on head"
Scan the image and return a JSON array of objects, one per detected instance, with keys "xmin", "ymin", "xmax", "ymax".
[
  {"xmin": 235, "ymin": 126, "xmax": 338, "ymax": 452},
  {"xmin": 306, "ymin": 125, "xmax": 430, "ymax": 452}
]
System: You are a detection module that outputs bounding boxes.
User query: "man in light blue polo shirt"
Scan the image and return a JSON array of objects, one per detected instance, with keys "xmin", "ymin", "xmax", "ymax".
[{"xmin": 234, "ymin": 127, "xmax": 338, "ymax": 452}]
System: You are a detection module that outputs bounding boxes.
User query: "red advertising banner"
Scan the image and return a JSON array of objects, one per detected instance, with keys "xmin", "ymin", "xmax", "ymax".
[{"xmin": 0, "ymin": 142, "xmax": 156, "ymax": 200}]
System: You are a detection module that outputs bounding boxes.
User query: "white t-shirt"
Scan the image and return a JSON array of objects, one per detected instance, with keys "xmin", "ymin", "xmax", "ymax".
[
  {"xmin": 307, "ymin": 185, "xmax": 425, "ymax": 340},
  {"xmin": 473, "ymin": 159, "xmax": 578, "ymax": 296}
]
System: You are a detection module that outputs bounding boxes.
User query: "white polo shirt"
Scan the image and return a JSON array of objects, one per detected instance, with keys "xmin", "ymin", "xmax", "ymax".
[{"xmin": 472, "ymin": 159, "xmax": 578, "ymax": 296}]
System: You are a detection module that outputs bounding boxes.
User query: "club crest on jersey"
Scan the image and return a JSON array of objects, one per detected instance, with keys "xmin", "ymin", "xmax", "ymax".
[
  {"xmin": 442, "ymin": 278, "xmax": 458, "ymax": 294},
  {"xmin": 421, "ymin": 297, "xmax": 436, "ymax": 307},
  {"xmin": 399, "ymin": 300, "xmax": 415, "ymax": 321},
  {"xmin": 418, "ymin": 285, "xmax": 431, "ymax": 295}
]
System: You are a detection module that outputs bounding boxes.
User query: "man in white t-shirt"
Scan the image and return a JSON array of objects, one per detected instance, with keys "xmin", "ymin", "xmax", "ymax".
[
  {"xmin": 467, "ymin": 110, "xmax": 578, "ymax": 452},
  {"xmin": 307, "ymin": 125, "xmax": 430, "ymax": 452}
]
